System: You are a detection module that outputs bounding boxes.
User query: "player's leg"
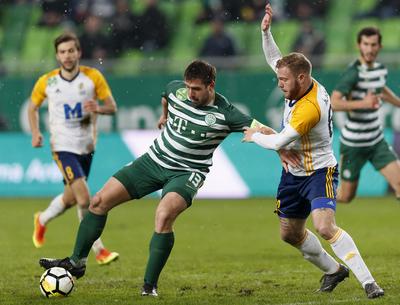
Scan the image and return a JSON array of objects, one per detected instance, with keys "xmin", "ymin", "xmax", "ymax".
[
  {"xmin": 279, "ymin": 217, "xmax": 340, "ymax": 277},
  {"xmin": 275, "ymin": 169, "xmax": 341, "ymax": 291},
  {"xmin": 142, "ymin": 192, "xmax": 188, "ymax": 296},
  {"xmin": 33, "ymin": 153, "xmax": 79, "ymax": 248},
  {"xmin": 142, "ymin": 170, "xmax": 205, "ymax": 296},
  {"xmin": 33, "ymin": 189, "xmax": 75, "ymax": 248},
  {"xmin": 336, "ymin": 180, "xmax": 358, "ymax": 203},
  {"xmin": 336, "ymin": 144, "xmax": 365, "ymax": 203},
  {"xmin": 312, "ymin": 208, "xmax": 383, "ymax": 298},
  {"xmin": 370, "ymin": 139, "xmax": 400, "ymax": 199},
  {"xmin": 310, "ymin": 166, "xmax": 383, "ymax": 298},
  {"xmin": 39, "ymin": 154, "xmax": 164, "ymax": 276},
  {"xmin": 380, "ymin": 160, "xmax": 400, "ymax": 198},
  {"xmin": 39, "ymin": 176, "xmax": 132, "ymax": 278}
]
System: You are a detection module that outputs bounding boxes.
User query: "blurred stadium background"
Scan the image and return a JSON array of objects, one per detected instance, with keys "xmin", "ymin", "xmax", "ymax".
[{"xmin": 1, "ymin": 0, "xmax": 400, "ymax": 197}]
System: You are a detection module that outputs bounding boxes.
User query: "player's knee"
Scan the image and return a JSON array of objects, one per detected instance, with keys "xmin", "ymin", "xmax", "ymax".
[
  {"xmin": 89, "ymin": 193, "xmax": 109, "ymax": 214},
  {"xmin": 337, "ymin": 194, "xmax": 354, "ymax": 204},
  {"xmin": 63, "ymin": 199, "xmax": 76, "ymax": 208},
  {"xmin": 315, "ymin": 225, "xmax": 335, "ymax": 240},
  {"xmin": 280, "ymin": 231, "xmax": 302, "ymax": 246},
  {"xmin": 155, "ymin": 209, "xmax": 176, "ymax": 232}
]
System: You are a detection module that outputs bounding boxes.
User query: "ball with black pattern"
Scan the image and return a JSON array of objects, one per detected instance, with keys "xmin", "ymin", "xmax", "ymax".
[{"xmin": 39, "ymin": 267, "xmax": 74, "ymax": 297}]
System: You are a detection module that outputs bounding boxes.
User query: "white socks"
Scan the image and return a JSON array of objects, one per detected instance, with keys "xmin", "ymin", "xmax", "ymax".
[
  {"xmin": 297, "ymin": 229, "xmax": 339, "ymax": 274},
  {"xmin": 329, "ymin": 228, "xmax": 375, "ymax": 287},
  {"xmin": 77, "ymin": 205, "xmax": 105, "ymax": 255},
  {"xmin": 39, "ymin": 194, "xmax": 66, "ymax": 225}
]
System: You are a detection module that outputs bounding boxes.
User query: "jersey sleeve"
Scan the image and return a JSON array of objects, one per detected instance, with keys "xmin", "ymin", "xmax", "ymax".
[
  {"xmin": 289, "ymin": 101, "xmax": 320, "ymax": 136},
  {"xmin": 30, "ymin": 75, "xmax": 48, "ymax": 106},
  {"xmin": 85, "ymin": 68, "xmax": 112, "ymax": 101},
  {"xmin": 225, "ymin": 103, "xmax": 253, "ymax": 131},
  {"xmin": 334, "ymin": 66, "xmax": 358, "ymax": 96}
]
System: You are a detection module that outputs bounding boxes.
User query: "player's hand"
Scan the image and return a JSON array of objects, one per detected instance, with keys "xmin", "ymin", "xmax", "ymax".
[
  {"xmin": 31, "ymin": 132, "xmax": 43, "ymax": 148},
  {"xmin": 261, "ymin": 3, "xmax": 273, "ymax": 32},
  {"xmin": 259, "ymin": 126, "xmax": 275, "ymax": 135},
  {"xmin": 363, "ymin": 91, "xmax": 380, "ymax": 109},
  {"xmin": 278, "ymin": 149, "xmax": 301, "ymax": 172},
  {"xmin": 242, "ymin": 126, "xmax": 258, "ymax": 142},
  {"xmin": 157, "ymin": 115, "xmax": 168, "ymax": 129},
  {"xmin": 84, "ymin": 99, "xmax": 100, "ymax": 113}
]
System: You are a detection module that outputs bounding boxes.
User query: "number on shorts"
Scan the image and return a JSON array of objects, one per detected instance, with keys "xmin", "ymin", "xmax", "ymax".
[
  {"xmin": 65, "ymin": 166, "xmax": 74, "ymax": 180},
  {"xmin": 188, "ymin": 172, "xmax": 203, "ymax": 189}
]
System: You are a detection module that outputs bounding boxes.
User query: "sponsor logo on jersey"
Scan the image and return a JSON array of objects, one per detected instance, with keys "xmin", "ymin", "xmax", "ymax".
[
  {"xmin": 205, "ymin": 113, "xmax": 216, "ymax": 126},
  {"xmin": 176, "ymin": 88, "xmax": 188, "ymax": 101}
]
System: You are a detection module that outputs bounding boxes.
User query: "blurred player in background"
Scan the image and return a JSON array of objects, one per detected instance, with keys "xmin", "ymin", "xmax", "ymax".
[
  {"xmin": 28, "ymin": 32, "xmax": 119, "ymax": 265},
  {"xmin": 38, "ymin": 59, "xmax": 299, "ymax": 296},
  {"xmin": 331, "ymin": 27, "xmax": 400, "ymax": 203},
  {"xmin": 243, "ymin": 4, "xmax": 384, "ymax": 299}
]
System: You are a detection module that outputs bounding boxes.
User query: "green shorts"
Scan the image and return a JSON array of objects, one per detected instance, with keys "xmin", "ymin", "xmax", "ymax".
[
  {"xmin": 339, "ymin": 139, "xmax": 398, "ymax": 181},
  {"xmin": 113, "ymin": 153, "xmax": 205, "ymax": 206}
]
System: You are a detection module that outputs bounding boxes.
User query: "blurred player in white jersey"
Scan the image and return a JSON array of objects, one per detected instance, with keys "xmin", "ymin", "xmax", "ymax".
[
  {"xmin": 28, "ymin": 32, "xmax": 119, "ymax": 265},
  {"xmin": 243, "ymin": 3, "xmax": 384, "ymax": 299}
]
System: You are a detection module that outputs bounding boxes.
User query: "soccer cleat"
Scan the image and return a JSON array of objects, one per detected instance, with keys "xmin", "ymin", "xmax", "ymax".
[
  {"xmin": 319, "ymin": 264, "xmax": 349, "ymax": 292},
  {"xmin": 365, "ymin": 282, "xmax": 384, "ymax": 299},
  {"xmin": 95, "ymin": 248, "xmax": 119, "ymax": 265},
  {"xmin": 33, "ymin": 212, "xmax": 46, "ymax": 248},
  {"xmin": 141, "ymin": 283, "xmax": 158, "ymax": 296},
  {"xmin": 39, "ymin": 257, "xmax": 86, "ymax": 279}
]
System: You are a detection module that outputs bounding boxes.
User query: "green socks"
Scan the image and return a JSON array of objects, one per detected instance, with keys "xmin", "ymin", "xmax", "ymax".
[
  {"xmin": 70, "ymin": 211, "xmax": 107, "ymax": 265},
  {"xmin": 144, "ymin": 232, "xmax": 175, "ymax": 286}
]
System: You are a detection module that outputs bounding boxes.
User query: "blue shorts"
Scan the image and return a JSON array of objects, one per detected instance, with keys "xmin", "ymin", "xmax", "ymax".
[
  {"xmin": 52, "ymin": 151, "xmax": 94, "ymax": 185},
  {"xmin": 276, "ymin": 166, "xmax": 338, "ymax": 219}
]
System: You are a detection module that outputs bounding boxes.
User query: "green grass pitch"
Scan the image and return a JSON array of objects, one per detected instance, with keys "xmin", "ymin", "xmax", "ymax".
[{"xmin": 0, "ymin": 197, "xmax": 399, "ymax": 305}]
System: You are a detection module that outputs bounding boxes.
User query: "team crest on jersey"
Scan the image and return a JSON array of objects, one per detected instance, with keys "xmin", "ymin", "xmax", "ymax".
[
  {"xmin": 205, "ymin": 113, "xmax": 217, "ymax": 126},
  {"xmin": 79, "ymin": 82, "xmax": 86, "ymax": 95},
  {"xmin": 48, "ymin": 77, "xmax": 57, "ymax": 87},
  {"xmin": 176, "ymin": 88, "xmax": 188, "ymax": 101}
]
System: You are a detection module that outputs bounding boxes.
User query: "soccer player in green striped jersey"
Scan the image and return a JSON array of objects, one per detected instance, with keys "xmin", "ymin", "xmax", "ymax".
[
  {"xmin": 38, "ymin": 59, "xmax": 299, "ymax": 296},
  {"xmin": 331, "ymin": 27, "xmax": 400, "ymax": 203}
]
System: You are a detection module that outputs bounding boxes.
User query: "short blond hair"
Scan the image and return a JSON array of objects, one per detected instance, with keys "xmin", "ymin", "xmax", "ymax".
[{"xmin": 276, "ymin": 52, "xmax": 312, "ymax": 76}]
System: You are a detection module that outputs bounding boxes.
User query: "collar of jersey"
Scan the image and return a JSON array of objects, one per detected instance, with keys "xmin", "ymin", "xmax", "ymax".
[
  {"xmin": 288, "ymin": 82, "xmax": 314, "ymax": 107},
  {"xmin": 59, "ymin": 69, "xmax": 80, "ymax": 82}
]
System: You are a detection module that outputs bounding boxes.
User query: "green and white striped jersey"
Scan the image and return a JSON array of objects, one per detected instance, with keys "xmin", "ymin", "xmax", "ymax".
[
  {"xmin": 148, "ymin": 80, "xmax": 253, "ymax": 174},
  {"xmin": 335, "ymin": 59, "xmax": 387, "ymax": 147}
]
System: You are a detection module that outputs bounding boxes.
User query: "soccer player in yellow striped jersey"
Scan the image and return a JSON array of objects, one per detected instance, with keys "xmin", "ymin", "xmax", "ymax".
[
  {"xmin": 243, "ymin": 3, "xmax": 383, "ymax": 299},
  {"xmin": 28, "ymin": 32, "xmax": 119, "ymax": 265}
]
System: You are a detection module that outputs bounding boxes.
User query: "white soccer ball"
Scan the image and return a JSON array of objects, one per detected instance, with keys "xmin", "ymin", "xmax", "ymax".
[{"xmin": 39, "ymin": 267, "xmax": 74, "ymax": 297}]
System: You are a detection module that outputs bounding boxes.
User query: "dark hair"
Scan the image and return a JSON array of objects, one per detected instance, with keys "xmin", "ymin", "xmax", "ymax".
[
  {"xmin": 276, "ymin": 52, "xmax": 312, "ymax": 76},
  {"xmin": 54, "ymin": 32, "xmax": 81, "ymax": 52},
  {"xmin": 184, "ymin": 60, "xmax": 216, "ymax": 86},
  {"xmin": 357, "ymin": 27, "xmax": 382, "ymax": 44}
]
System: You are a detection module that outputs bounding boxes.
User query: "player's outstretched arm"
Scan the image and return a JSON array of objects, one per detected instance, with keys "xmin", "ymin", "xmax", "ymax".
[
  {"xmin": 261, "ymin": 3, "xmax": 282, "ymax": 71},
  {"xmin": 243, "ymin": 125, "xmax": 299, "ymax": 151},
  {"xmin": 27, "ymin": 100, "xmax": 43, "ymax": 148}
]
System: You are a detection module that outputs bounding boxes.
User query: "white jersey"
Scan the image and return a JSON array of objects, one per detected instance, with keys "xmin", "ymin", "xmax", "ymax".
[
  {"xmin": 31, "ymin": 66, "xmax": 112, "ymax": 154},
  {"xmin": 260, "ymin": 29, "xmax": 337, "ymax": 176},
  {"xmin": 281, "ymin": 80, "xmax": 337, "ymax": 176}
]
